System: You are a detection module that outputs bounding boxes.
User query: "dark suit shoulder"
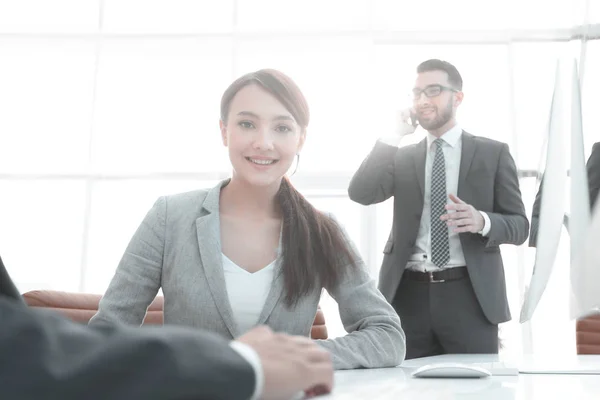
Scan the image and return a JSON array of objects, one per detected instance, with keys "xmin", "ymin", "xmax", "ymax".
[
  {"xmin": 589, "ymin": 142, "xmax": 600, "ymax": 168},
  {"xmin": 466, "ymin": 133, "xmax": 508, "ymax": 150},
  {"xmin": 586, "ymin": 142, "xmax": 600, "ymax": 175},
  {"xmin": 398, "ymin": 142, "xmax": 421, "ymax": 154},
  {"xmin": 0, "ymin": 296, "xmax": 255, "ymax": 400},
  {"xmin": 465, "ymin": 134, "xmax": 511, "ymax": 163}
]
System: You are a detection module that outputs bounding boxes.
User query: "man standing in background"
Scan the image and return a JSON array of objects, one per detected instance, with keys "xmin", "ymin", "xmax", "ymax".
[{"xmin": 348, "ymin": 59, "xmax": 529, "ymax": 359}]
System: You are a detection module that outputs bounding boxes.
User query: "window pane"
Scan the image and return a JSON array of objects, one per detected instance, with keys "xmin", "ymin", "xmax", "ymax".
[
  {"xmin": 499, "ymin": 176, "xmax": 539, "ymax": 358},
  {"xmin": 304, "ymin": 196, "xmax": 365, "ymax": 339},
  {"xmin": 0, "ymin": 39, "xmax": 96, "ymax": 174},
  {"xmin": 103, "ymin": 0, "xmax": 234, "ymax": 33},
  {"xmin": 523, "ymin": 227, "xmax": 575, "ymax": 356},
  {"xmin": 235, "ymin": 37, "xmax": 376, "ymax": 172},
  {"xmin": 0, "ymin": 0, "xmax": 99, "ymax": 33},
  {"xmin": 510, "ymin": 42, "xmax": 577, "ymax": 171},
  {"xmin": 318, "ymin": 290, "xmax": 345, "ymax": 338},
  {"xmin": 92, "ymin": 39, "xmax": 233, "ymax": 174},
  {"xmin": 0, "ymin": 180, "xmax": 86, "ymax": 293},
  {"xmin": 304, "ymin": 196, "xmax": 363, "ymax": 255},
  {"xmin": 84, "ymin": 179, "xmax": 220, "ymax": 293},
  {"xmin": 373, "ymin": 0, "xmax": 586, "ymax": 31},
  {"xmin": 236, "ymin": 0, "xmax": 370, "ymax": 32},
  {"xmin": 582, "ymin": 40, "xmax": 600, "ymax": 156},
  {"xmin": 588, "ymin": 2, "xmax": 600, "ymax": 24}
]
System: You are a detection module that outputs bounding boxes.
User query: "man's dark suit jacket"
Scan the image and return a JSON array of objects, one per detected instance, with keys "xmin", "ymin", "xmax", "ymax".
[
  {"xmin": 0, "ymin": 255, "xmax": 255, "ymax": 400},
  {"xmin": 348, "ymin": 132, "xmax": 529, "ymax": 325},
  {"xmin": 529, "ymin": 142, "xmax": 600, "ymax": 246}
]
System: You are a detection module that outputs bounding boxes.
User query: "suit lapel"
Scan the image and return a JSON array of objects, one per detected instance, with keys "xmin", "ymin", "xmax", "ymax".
[
  {"xmin": 458, "ymin": 131, "xmax": 476, "ymax": 198},
  {"xmin": 196, "ymin": 181, "xmax": 239, "ymax": 338},
  {"xmin": 195, "ymin": 181, "xmax": 288, "ymax": 333},
  {"xmin": 255, "ymin": 227, "xmax": 285, "ymax": 325},
  {"xmin": 413, "ymin": 138, "xmax": 428, "ymax": 197},
  {"xmin": 255, "ymin": 261, "xmax": 285, "ymax": 325}
]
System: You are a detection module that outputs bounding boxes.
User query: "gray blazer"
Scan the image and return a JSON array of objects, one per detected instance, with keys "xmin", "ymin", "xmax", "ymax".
[
  {"xmin": 348, "ymin": 132, "xmax": 529, "ymax": 325},
  {"xmin": 90, "ymin": 180, "xmax": 406, "ymax": 370}
]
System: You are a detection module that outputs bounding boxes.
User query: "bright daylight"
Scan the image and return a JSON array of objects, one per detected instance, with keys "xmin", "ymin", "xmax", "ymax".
[{"xmin": 1, "ymin": 1, "xmax": 599, "ymax": 399}]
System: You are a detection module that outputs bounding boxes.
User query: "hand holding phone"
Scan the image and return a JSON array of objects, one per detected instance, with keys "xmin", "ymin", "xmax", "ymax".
[{"xmin": 395, "ymin": 108, "xmax": 418, "ymax": 137}]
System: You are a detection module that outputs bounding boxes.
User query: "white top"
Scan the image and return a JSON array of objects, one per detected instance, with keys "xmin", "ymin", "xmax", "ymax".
[
  {"xmin": 405, "ymin": 125, "xmax": 491, "ymax": 272},
  {"xmin": 222, "ymin": 253, "xmax": 276, "ymax": 335}
]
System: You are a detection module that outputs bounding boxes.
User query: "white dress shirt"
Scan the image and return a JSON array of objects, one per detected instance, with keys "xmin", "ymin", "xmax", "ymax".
[
  {"xmin": 400, "ymin": 125, "xmax": 491, "ymax": 272},
  {"xmin": 223, "ymin": 253, "xmax": 277, "ymax": 400},
  {"xmin": 229, "ymin": 341, "xmax": 264, "ymax": 400}
]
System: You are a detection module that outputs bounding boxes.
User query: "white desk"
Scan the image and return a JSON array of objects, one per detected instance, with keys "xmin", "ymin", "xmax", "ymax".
[
  {"xmin": 319, "ymin": 355, "xmax": 600, "ymax": 399},
  {"xmin": 402, "ymin": 353, "xmax": 600, "ymax": 375}
]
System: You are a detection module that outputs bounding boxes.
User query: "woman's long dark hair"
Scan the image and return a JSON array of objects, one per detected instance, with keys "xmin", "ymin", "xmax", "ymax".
[{"xmin": 220, "ymin": 69, "xmax": 359, "ymax": 307}]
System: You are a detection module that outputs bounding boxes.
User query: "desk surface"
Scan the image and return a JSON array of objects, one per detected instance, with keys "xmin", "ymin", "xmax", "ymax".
[
  {"xmin": 402, "ymin": 353, "xmax": 600, "ymax": 374},
  {"xmin": 319, "ymin": 354, "xmax": 600, "ymax": 399},
  {"xmin": 321, "ymin": 369, "xmax": 600, "ymax": 399}
]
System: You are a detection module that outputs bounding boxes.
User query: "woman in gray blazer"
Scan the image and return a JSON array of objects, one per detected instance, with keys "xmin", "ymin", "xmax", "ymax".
[{"xmin": 89, "ymin": 69, "xmax": 406, "ymax": 370}]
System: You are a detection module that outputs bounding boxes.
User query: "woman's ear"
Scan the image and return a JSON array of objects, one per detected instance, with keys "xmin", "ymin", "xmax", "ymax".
[
  {"xmin": 219, "ymin": 120, "xmax": 228, "ymax": 146},
  {"xmin": 297, "ymin": 129, "xmax": 307, "ymax": 153}
]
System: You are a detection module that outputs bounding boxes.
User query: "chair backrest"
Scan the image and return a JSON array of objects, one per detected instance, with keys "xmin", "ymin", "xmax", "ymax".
[
  {"xmin": 311, "ymin": 306, "xmax": 328, "ymax": 340},
  {"xmin": 22, "ymin": 290, "xmax": 163, "ymax": 325},
  {"xmin": 22, "ymin": 290, "xmax": 328, "ymax": 339},
  {"xmin": 576, "ymin": 313, "xmax": 600, "ymax": 354}
]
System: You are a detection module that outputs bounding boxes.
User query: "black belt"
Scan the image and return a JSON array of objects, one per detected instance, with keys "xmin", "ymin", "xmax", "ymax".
[{"xmin": 403, "ymin": 266, "xmax": 468, "ymax": 283}]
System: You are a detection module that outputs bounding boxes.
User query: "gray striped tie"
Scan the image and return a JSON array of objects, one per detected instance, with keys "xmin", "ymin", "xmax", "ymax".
[{"xmin": 431, "ymin": 139, "xmax": 450, "ymax": 267}]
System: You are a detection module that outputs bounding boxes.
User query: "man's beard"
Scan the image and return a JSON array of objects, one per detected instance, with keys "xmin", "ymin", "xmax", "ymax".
[{"xmin": 418, "ymin": 100, "xmax": 453, "ymax": 131}]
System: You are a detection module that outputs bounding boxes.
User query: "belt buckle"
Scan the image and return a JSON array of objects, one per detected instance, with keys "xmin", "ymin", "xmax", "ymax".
[{"xmin": 428, "ymin": 271, "xmax": 445, "ymax": 283}]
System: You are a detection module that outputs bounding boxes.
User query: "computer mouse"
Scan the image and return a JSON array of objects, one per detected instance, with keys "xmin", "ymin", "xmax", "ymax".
[{"xmin": 411, "ymin": 362, "xmax": 492, "ymax": 378}]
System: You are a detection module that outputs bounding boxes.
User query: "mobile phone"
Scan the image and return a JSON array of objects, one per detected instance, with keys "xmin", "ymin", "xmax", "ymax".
[{"xmin": 409, "ymin": 110, "xmax": 419, "ymax": 127}]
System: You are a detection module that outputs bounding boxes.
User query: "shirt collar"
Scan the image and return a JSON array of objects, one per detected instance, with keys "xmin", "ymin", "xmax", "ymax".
[{"xmin": 427, "ymin": 124, "xmax": 463, "ymax": 149}]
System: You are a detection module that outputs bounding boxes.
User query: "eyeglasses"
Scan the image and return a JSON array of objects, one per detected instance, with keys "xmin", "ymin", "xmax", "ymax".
[{"xmin": 412, "ymin": 84, "xmax": 458, "ymax": 100}]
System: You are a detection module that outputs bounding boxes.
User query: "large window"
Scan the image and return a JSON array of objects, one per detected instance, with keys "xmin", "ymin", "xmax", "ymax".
[{"xmin": 1, "ymin": 1, "xmax": 599, "ymax": 357}]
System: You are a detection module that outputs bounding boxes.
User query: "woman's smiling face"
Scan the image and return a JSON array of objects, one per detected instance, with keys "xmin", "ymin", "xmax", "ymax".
[{"xmin": 220, "ymin": 84, "xmax": 305, "ymax": 188}]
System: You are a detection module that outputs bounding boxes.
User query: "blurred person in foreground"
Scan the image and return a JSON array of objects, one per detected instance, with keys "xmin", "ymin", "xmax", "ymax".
[{"xmin": 0, "ymin": 254, "xmax": 333, "ymax": 400}]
